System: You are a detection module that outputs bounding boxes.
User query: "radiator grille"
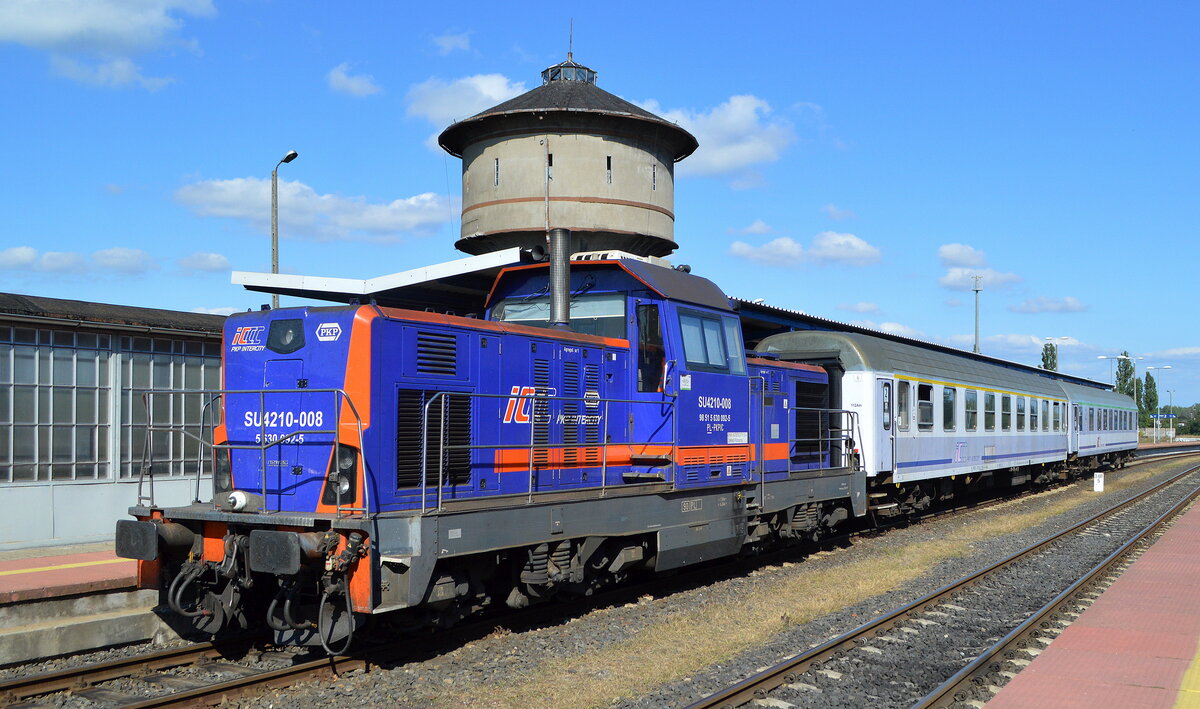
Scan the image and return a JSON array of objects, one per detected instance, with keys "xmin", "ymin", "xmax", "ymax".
[
  {"xmin": 584, "ymin": 364, "xmax": 601, "ymax": 462},
  {"xmin": 416, "ymin": 331, "xmax": 457, "ymax": 376},
  {"xmin": 396, "ymin": 389, "xmax": 472, "ymax": 488},
  {"xmin": 532, "ymin": 360, "xmax": 551, "ymax": 467}
]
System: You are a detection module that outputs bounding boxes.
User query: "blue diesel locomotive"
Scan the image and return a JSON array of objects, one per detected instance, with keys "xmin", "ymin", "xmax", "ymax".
[{"xmin": 115, "ymin": 246, "xmax": 1133, "ymax": 650}]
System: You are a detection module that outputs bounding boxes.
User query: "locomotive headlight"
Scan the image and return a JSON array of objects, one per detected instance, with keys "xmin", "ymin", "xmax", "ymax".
[
  {"xmin": 322, "ymin": 444, "xmax": 359, "ymax": 506},
  {"xmin": 213, "ymin": 448, "xmax": 233, "ymax": 495}
]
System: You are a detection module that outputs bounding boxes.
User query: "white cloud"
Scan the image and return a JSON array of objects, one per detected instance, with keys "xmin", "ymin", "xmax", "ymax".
[
  {"xmin": 837, "ymin": 302, "xmax": 879, "ymax": 314},
  {"xmin": 178, "ymin": 251, "xmax": 230, "ymax": 272},
  {"xmin": 38, "ymin": 251, "xmax": 87, "ymax": 272},
  {"xmin": 191, "ymin": 306, "xmax": 238, "ymax": 316},
  {"xmin": 729, "ymin": 219, "xmax": 773, "ymax": 235},
  {"xmin": 938, "ymin": 243, "xmax": 987, "ymax": 268},
  {"xmin": 407, "ymin": 73, "xmax": 525, "ymax": 131},
  {"xmin": 327, "ymin": 62, "xmax": 381, "ymax": 97},
  {"xmin": 808, "ymin": 231, "xmax": 881, "ymax": 265},
  {"xmin": 175, "ymin": 177, "xmax": 454, "ymax": 241},
  {"xmin": 92, "ymin": 247, "xmax": 157, "ymax": 273},
  {"xmin": 853, "ymin": 320, "xmax": 925, "ymax": 339},
  {"xmin": 643, "ymin": 95, "xmax": 794, "ymax": 177},
  {"xmin": 938, "ymin": 266, "xmax": 1022, "ymax": 291},
  {"xmin": 0, "ymin": 246, "xmax": 37, "ymax": 268},
  {"xmin": 0, "ymin": 0, "xmax": 213, "ymax": 89},
  {"xmin": 50, "ymin": 55, "xmax": 171, "ymax": 90},
  {"xmin": 730, "ymin": 237, "xmax": 805, "ymax": 266},
  {"xmin": 945, "ymin": 298, "xmax": 963, "ymax": 307},
  {"xmin": 1009, "ymin": 296, "xmax": 1087, "ymax": 314},
  {"xmin": 730, "ymin": 231, "xmax": 881, "ymax": 267},
  {"xmin": 433, "ymin": 32, "xmax": 470, "ymax": 55},
  {"xmin": 821, "ymin": 204, "xmax": 856, "ymax": 220}
]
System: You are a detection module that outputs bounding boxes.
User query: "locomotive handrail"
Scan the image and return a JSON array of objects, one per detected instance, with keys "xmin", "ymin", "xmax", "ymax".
[
  {"xmin": 134, "ymin": 387, "xmax": 368, "ymax": 518},
  {"xmin": 415, "ymin": 390, "xmax": 679, "ymax": 514}
]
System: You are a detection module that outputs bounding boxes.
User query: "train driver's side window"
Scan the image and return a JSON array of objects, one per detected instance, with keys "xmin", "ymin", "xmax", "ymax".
[
  {"xmin": 897, "ymin": 381, "xmax": 910, "ymax": 430},
  {"xmin": 636, "ymin": 304, "xmax": 665, "ymax": 393}
]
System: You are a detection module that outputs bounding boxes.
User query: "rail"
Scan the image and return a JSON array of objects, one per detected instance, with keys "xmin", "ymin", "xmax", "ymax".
[{"xmin": 133, "ymin": 387, "xmax": 367, "ymax": 518}]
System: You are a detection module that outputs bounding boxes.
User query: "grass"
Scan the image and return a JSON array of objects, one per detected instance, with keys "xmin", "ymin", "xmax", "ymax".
[{"xmin": 433, "ymin": 462, "xmax": 1177, "ymax": 708}]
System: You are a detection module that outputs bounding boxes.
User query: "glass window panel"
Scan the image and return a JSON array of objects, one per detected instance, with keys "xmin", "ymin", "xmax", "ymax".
[
  {"xmin": 51, "ymin": 465, "xmax": 74, "ymax": 480},
  {"xmin": 0, "ymin": 345, "xmax": 10, "ymax": 384},
  {"xmin": 74, "ymin": 464, "xmax": 97, "ymax": 479},
  {"xmin": 917, "ymin": 384, "xmax": 933, "ymax": 431},
  {"xmin": 0, "ymin": 387, "xmax": 9, "ymax": 424},
  {"xmin": 77, "ymin": 353, "xmax": 97, "ymax": 386},
  {"xmin": 204, "ymin": 342, "xmax": 220, "ymax": 357},
  {"xmin": 97, "ymin": 428, "xmax": 108, "ymax": 461},
  {"xmin": 53, "ymin": 330, "xmax": 73, "ymax": 347},
  {"xmin": 679, "ymin": 315, "xmax": 706, "ymax": 365},
  {"xmin": 154, "ymin": 339, "xmax": 172, "ymax": 353},
  {"xmin": 153, "ymin": 358, "xmax": 171, "ymax": 387},
  {"xmin": 52, "ymin": 426, "xmax": 72, "ymax": 462},
  {"xmin": 11, "ymin": 463, "xmax": 36, "ymax": 481},
  {"xmin": 98, "ymin": 389, "xmax": 109, "ymax": 424},
  {"xmin": 133, "ymin": 337, "xmax": 152, "ymax": 353},
  {"xmin": 53, "ymin": 387, "xmax": 73, "ymax": 423},
  {"xmin": 185, "ymin": 357, "xmax": 203, "ymax": 388},
  {"xmin": 1001, "ymin": 395, "xmax": 1011, "ymax": 431},
  {"xmin": 77, "ymin": 333, "xmax": 98, "ymax": 349},
  {"xmin": 13, "ymin": 346, "xmax": 35, "ymax": 384},
  {"xmin": 1016, "ymin": 397, "xmax": 1026, "ymax": 431},
  {"xmin": 38, "ymin": 349, "xmax": 51, "ymax": 384},
  {"xmin": 702, "ymin": 318, "xmax": 726, "ymax": 367},
  {"xmin": 985, "ymin": 392, "xmax": 996, "ymax": 431},
  {"xmin": 897, "ymin": 382, "xmax": 910, "ymax": 430},
  {"xmin": 943, "ymin": 387, "xmax": 957, "ymax": 431},
  {"xmin": 1042, "ymin": 400, "xmax": 1050, "ymax": 431},
  {"xmin": 13, "ymin": 386, "xmax": 35, "ymax": 423},
  {"xmin": 0, "ymin": 428, "xmax": 9, "ymax": 464},
  {"xmin": 722, "ymin": 318, "xmax": 746, "ymax": 375},
  {"xmin": 185, "ymin": 341, "xmax": 202, "ymax": 355},
  {"xmin": 1030, "ymin": 399, "xmax": 1038, "ymax": 430},
  {"xmin": 151, "ymin": 430, "xmax": 170, "ymax": 459},
  {"xmin": 52, "ymin": 349, "xmax": 73, "ymax": 384},
  {"xmin": 38, "ymin": 388, "xmax": 51, "ymax": 423},
  {"xmin": 203, "ymin": 364, "xmax": 219, "ymax": 390},
  {"xmin": 99, "ymin": 335, "xmax": 110, "ymax": 349},
  {"xmin": 78, "ymin": 389, "xmax": 97, "ymax": 424},
  {"xmin": 965, "ymin": 390, "xmax": 978, "ymax": 430},
  {"xmin": 132, "ymin": 354, "xmax": 151, "ymax": 387},
  {"xmin": 98, "ymin": 356, "xmax": 109, "ymax": 386},
  {"xmin": 14, "ymin": 328, "xmax": 36, "ymax": 344},
  {"xmin": 76, "ymin": 426, "xmax": 96, "ymax": 461},
  {"xmin": 13, "ymin": 426, "xmax": 35, "ymax": 463}
]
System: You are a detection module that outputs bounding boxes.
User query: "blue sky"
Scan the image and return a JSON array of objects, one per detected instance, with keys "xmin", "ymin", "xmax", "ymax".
[{"xmin": 1, "ymin": 2, "xmax": 1197, "ymax": 406}]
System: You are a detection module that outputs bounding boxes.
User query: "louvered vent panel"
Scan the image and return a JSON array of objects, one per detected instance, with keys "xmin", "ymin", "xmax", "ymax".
[
  {"xmin": 533, "ymin": 360, "xmax": 551, "ymax": 466},
  {"xmin": 416, "ymin": 331, "xmax": 458, "ymax": 376},
  {"xmin": 583, "ymin": 364, "xmax": 601, "ymax": 462},
  {"xmin": 396, "ymin": 389, "xmax": 472, "ymax": 488},
  {"xmin": 562, "ymin": 362, "xmax": 580, "ymax": 466}
]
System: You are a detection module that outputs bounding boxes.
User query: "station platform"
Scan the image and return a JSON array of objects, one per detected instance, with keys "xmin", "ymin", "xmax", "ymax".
[
  {"xmin": 988, "ymin": 501, "xmax": 1200, "ymax": 708},
  {"xmin": 0, "ymin": 543, "xmax": 134, "ymax": 604}
]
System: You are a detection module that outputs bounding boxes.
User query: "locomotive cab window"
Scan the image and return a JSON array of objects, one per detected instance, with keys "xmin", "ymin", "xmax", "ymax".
[
  {"xmin": 677, "ymin": 311, "xmax": 746, "ymax": 374},
  {"xmin": 493, "ymin": 292, "xmax": 626, "ymax": 339},
  {"xmin": 636, "ymin": 304, "xmax": 665, "ymax": 393},
  {"xmin": 917, "ymin": 383, "xmax": 933, "ymax": 431}
]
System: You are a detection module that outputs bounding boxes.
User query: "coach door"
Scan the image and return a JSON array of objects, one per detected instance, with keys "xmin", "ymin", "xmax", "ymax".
[
  {"xmin": 1069, "ymin": 404, "xmax": 1080, "ymax": 453},
  {"xmin": 876, "ymin": 378, "xmax": 894, "ymax": 473}
]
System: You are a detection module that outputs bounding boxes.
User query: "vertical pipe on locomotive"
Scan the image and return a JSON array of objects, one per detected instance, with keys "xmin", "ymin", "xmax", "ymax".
[{"xmin": 549, "ymin": 227, "xmax": 571, "ymax": 330}]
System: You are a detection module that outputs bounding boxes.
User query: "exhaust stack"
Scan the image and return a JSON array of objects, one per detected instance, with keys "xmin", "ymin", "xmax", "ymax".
[{"xmin": 549, "ymin": 228, "xmax": 571, "ymax": 330}]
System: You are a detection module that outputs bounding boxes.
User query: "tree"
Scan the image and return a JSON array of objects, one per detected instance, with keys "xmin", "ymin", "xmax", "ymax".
[
  {"xmin": 1141, "ymin": 372, "xmax": 1159, "ymax": 428},
  {"xmin": 1114, "ymin": 351, "xmax": 1135, "ymax": 398},
  {"xmin": 1134, "ymin": 378, "xmax": 1146, "ymax": 428},
  {"xmin": 1040, "ymin": 343, "xmax": 1057, "ymax": 371}
]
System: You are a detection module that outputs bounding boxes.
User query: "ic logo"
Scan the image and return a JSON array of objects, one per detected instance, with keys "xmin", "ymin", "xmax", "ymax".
[
  {"xmin": 502, "ymin": 386, "xmax": 536, "ymax": 424},
  {"xmin": 230, "ymin": 326, "xmax": 265, "ymax": 346},
  {"xmin": 316, "ymin": 323, "xmax": 342, "ymax": 342}
]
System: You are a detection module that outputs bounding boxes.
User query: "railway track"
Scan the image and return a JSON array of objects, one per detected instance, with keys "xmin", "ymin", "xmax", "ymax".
[
  {"xmin": 6, "ymin": 456, "xmax": 1194, "ymax": 708},
  {"xmin": 686, "ymin": 461, "xmax": 1200, "ymax": 709}
]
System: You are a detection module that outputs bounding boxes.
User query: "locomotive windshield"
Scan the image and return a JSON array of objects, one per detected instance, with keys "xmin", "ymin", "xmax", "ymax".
[{"xmin": 492, "ymin": 292, "xmax": 626, "ymax": 339}]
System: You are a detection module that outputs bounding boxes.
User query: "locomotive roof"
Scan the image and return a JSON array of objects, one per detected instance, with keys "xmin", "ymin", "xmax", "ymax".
[
  {"xmin": 488, "ymin": 259, "xmax": 733, "ymax": 313},
  {"xmin": 757, "ymin": 329, "xmax": 1073, "ymax": 398}
]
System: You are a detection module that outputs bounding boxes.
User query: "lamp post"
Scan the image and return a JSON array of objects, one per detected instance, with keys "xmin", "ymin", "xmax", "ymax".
[
  {"xmin": 1097, "ymin": 355, "xmax": 1118, "ymax": 384},
  {"xmin": 972, "ymin": 275, "xmax": 983, "ymax": 354},
  {"xmin": 271, "ymin": 150, "xmax": 299, "ymax": 309},
  {"xmin": 1167, "ymin": 389, "xmax": 1176, "ymax": 441}
]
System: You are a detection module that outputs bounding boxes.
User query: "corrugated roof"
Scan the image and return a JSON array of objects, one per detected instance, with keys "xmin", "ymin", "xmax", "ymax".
[
  {"xmin": 0, "ymin": 292, "xmax": 225, "ymax": 335},
  {"xmin": 439, "ymin": 79, "xmax": 698, "ymax": 160}
]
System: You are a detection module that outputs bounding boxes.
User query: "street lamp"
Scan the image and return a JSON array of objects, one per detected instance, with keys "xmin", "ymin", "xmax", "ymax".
[
  {"xmin": 271, "ymin": 150, "xmax": 299, "ymax": 309},
  {"xmin": 1167, "ymin": 389, "xmax": 1176, "ymax": 441}
]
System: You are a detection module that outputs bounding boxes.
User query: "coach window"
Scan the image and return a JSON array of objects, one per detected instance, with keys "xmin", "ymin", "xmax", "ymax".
[
  {"xmin": 1029, "ymin": 398, "xmax": 1038, "ymax": 431},
  {"xmin": 1016, "ymin": 397, "xmax": 1026, "ymax": 431},
  {"xmin": 1088, "ymin": 408, "xmax": 1095, "ymax": 431},
  {"xmin": 897, "ymin": 381, "xmax": 910, "ymax": 430},
  {"xmin": 965, "ymin": 390, "xmax": 978, "ymax": 431},
  {"xmin": 985, "ymin": 392, "xmax": 996, "ymax": 431},
  {"xmin": 1053, "ymin": 402, "xmax": 1062, "ymax": 431},
  {"xmin": 917, "ymin": 383, "xmax": 933, "ymax": 431},
  {"xmin": 1001, "ymin": 395, "xmax": 1012, "ymax": 431},
  {"xmin": 1042, "ymin": 400, "xmax": 1050, "ymax": 431},
  {"xmin": 943, "ymin": 387, "xmax": 957, "ymax": 431}
]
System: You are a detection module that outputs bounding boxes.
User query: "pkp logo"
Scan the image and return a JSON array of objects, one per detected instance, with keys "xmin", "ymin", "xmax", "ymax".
[{"xmin": 316, "ymin": 322, "xmax": 342, "ymax": 342}]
